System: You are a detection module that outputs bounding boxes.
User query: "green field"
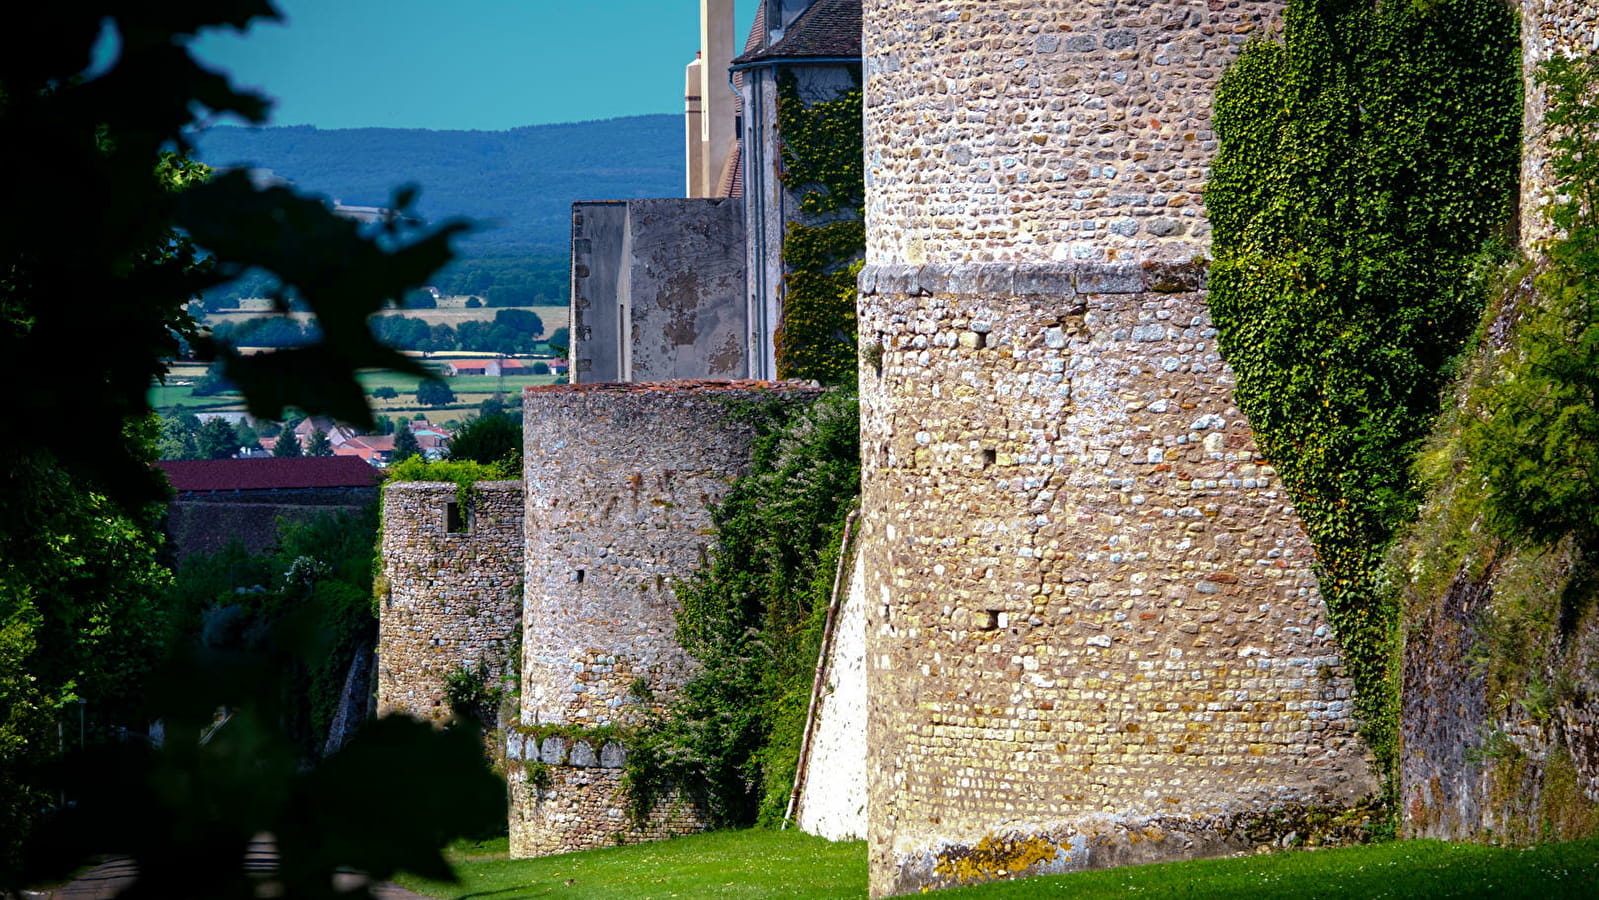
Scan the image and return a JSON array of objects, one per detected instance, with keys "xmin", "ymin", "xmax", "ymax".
[
  {"xmin": 151, "ymin": 364, "xmax": 562, "ymax": 424},
  {"xmin": 396, "ymin": 831, "xmax": 1599, "ymax": 900}
]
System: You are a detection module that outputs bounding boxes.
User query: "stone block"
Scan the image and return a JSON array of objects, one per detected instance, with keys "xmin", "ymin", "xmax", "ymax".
[{"xmin": 570, "ymin": 741, "xmax": 598, "ymax": 767}]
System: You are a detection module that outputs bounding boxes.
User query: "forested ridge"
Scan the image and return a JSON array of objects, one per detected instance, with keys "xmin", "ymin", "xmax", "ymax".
[{"xmin": 191, "ymin": 115, "xmax": 681, "ymax": 304}]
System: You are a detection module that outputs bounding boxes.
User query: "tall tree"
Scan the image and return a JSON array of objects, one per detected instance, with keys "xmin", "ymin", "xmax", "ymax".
[
  {"xmin": 305, "ymin": 427, "xmax": 334, "ymax": 458},
  {"xmin": 273, "ymin": 431, "xmax": 303, "ymax": 458},
  {"xmin": 392, "ymin": 425, "xmax": 421, "ymax": 463},
  {"xmin": 1, "ymin": 3, "xmax": 500, "ymax": 890},
  {"xmin": 197, "ymin": 417, "xmax": 241, "ymax": 460}
]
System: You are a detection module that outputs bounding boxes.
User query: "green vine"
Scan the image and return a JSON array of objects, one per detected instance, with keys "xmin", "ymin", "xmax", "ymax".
[
  {"xmin": 624, "ymin": 389, "xmax": 860, "ymax": 827},
  {"xmin": 775, "ymin": 70, "xmax": 864, "ymax": 385},
  {"xmin": 1205, "ymin": 0, "xmax": 1520, "ymax": 793}
]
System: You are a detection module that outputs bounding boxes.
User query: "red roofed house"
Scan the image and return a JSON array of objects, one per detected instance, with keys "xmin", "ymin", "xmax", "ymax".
[
  {"xmin": 445, "ymin": 359, "xmax": 525, "ymax": 377},
  {"xmin": 156, "ymin": 457, "xmax": 384, "ymax": 560}
]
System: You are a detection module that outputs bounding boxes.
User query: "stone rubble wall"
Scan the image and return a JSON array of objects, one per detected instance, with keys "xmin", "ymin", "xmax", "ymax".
[
  {"xmin": 1519, "ymin": 0, "xmax": 1599, "ymax": 251},
  {"xmin": 376, "ymin": 481, "xmax": 524, "ymax": 724},
  {"xmin": 796, "ymin": 545, "xmax": 870, "ymax": 841},
  {"xmin": 858, "ymin": 262, "xmax": 1377, "ymax": 897},
  {"xmin": 520, "ymin": 381, "xmax": 824, "ymax": 729},
  {"xmin": 506, "ymin": 733, "xmax": 710, "ymax": 856},
  {"xmin": 511, "ymin": 380, "xmax": 824, "ymax": 859},
  {"xmin": 863, "ymin": 0, "xmax": 1283, "ymax": 266}
]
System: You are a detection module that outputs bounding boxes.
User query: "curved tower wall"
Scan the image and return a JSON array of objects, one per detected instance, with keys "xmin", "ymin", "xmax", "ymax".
[
  {"xmin": 511, "ymin": 380, "xmax": 825, "ymax": 858},
  {"xmin": 859, "ymin": 1, "xmax": 1377, "ymax": 895}
]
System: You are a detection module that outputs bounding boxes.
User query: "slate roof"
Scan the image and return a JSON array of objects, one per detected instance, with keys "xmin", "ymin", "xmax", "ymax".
[
  {"xmin": 157, "ymin": 457, "xmax": 383, "ymax": 493},
  {"xmin": 732, "ymin": 0, "xmax": 861, "ymax": 64}
]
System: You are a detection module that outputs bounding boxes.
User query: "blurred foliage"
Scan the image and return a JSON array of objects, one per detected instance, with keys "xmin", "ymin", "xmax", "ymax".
[
  {"xmin": 0, "ymin": 2, "xmax": 501, "ymax": 890},
  {"xmin": 626, "ymin": 390, "xmax": 859, "ymax": 827}
]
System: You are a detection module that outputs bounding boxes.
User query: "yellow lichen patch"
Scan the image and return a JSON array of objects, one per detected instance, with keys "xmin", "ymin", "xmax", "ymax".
[{"xmin": 933, "ymin": 833, "xmax": 1059, "ymax": 886}]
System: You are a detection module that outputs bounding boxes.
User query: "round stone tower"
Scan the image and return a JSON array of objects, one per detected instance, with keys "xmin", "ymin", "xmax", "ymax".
[{"xmin": 858, "ymin": 1, "xmax": 1377, "ymax": 895}]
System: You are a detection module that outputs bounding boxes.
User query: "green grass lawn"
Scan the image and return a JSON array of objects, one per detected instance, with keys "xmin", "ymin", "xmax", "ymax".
[{"xmin": 396, "ymin": 831, "xmax": 1599, "ymax": 900}]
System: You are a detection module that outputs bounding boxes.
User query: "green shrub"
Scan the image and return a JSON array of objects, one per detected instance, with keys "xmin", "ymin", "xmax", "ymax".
[{"xmin": 626, "ymin": 389, "xmax": 860, "ymax": 826}]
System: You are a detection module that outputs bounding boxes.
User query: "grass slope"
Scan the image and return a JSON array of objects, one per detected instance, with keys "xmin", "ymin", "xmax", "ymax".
[{"xmin": 399, "ymin": 832, "xmax": 1599, "ymax": 900}]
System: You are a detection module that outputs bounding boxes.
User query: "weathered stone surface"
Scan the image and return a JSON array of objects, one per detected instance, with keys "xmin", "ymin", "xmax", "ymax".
[
  {"xmin": 376, "ymin": 481, "xmax": 523, "ymax": 724},
  {"xmin": 859, "ymin": 272, "xmax": 1377, "ymax": 895},
  {"xmin": 863, "ymin": 0, "xmax": 1281, "ymax": 266},
  {"xmin": 1520, "ymin": 0, "xmax": 1599, "ymax": 252},
  {"xmin": 511, "ymin": 380, "xmax": 825, "ymax": 858},
  {"xmin": 508, "ymin": 763, "xmax": 709, "ymax": 858}
]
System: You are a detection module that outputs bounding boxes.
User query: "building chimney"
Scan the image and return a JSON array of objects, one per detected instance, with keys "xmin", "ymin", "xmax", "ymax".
[
  {"xmin": 685, "ymin": 51, "xmax": 705, "ymax": 196},
  {"xmin": 695, "ymin": 0, "xmax": 736, "ymax": 198}
]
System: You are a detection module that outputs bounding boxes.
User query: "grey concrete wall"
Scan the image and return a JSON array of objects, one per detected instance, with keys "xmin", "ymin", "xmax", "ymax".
[
  {"xmin": 570, "ymin": 199, "xmax": 747, "ymax": 383},
  {"xmin": 624, "ymin": 198, "xmax": 747, "ymax": 381},
  {"xmin": 572, "ymin": 202, "xmax": 628, "ymax": 383}
]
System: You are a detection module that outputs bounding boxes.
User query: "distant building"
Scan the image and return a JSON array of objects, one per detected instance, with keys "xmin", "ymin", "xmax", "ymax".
[
  {"xmin": 569, "ymin": 0, "xmax": 861, "ymax": 384},
  {"xmin": 155, "ymin": 457, "xmax": 384, "ymax": 560},
  {"xmin": 445, "ymin": 358, "xmax": 526, "ymax": 377}
]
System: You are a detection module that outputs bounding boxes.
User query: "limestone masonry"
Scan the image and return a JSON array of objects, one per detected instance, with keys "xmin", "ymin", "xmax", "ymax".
[
  {"xmin": 863, "ymin": 0, "xmax": 1281, "ymax": 266},
  {"xmin": 509, "ymin": 380, "xmax": 825, "ymax": 856},
  {"xmin": 376, "ymin": 481, "xmax": 524, "ymax": 723},
  {"xmin": 859, "ymin": 1, "xmax": 1377, "ymax": 895}
]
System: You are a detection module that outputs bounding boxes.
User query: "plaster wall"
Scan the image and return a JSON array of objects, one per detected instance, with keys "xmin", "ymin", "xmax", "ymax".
[
  {"xmin": 570, "ymin": 199, "xmax": 747, "ymax": 383},
  {"xmin": 795, "ymin": 547, "xmax": 869, "ymax": 841},
  {"xmin": 572, "ymin": 202, "xmax": 627, "ymax": 383},
  {"xmin": 376, "ymin": 481, "xmax": 524, "ymax": 723}
]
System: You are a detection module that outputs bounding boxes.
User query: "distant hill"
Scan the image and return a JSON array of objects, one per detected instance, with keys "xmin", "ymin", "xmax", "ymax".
[{"xmin": 190, "ymin": 115, "xmax": 683, "ymax": 305}]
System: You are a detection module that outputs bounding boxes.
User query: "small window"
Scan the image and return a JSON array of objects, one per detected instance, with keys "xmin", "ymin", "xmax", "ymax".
[
  {"xmin": 445, "ymin": 501, "xmax": 467, "ymax": 534},
  {"xmin": 980, "ymin": 610, "xmax": 1001, "ymax": 632},
  {"xmin": 973, "ymin": 331, "xmax": 988, "ymax": 350},
  {"xmin": 982, "ymin": 448, "xmax": 997, "ymax": 469},
  {"xmin": 574, "ymin": 569, "xmax": 586, "ymax": 585}
]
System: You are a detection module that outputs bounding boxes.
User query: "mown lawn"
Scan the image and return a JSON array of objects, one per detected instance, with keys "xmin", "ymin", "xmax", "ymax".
[{"xmin": 397, "ymin": 831, "xmax": 1599, "ymax": 900}]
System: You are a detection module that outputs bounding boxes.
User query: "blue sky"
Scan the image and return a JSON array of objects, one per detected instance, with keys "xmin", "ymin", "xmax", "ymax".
[{"xmin": 190, "ymin": 1, "xmax": 758, "ymax": 131}]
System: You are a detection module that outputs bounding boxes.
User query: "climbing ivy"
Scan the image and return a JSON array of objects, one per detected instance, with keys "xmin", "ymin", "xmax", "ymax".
[
  {"xmin": 1205, "ymin": 0, "xmax": 1520, "ymax": 787},
  {"xmin": 625, "ymin": 390, "xmax": 860, "ymax": 827},
  {"xmin": 774, "ymin": 70, "xmax": 864, "ymax": 385}
]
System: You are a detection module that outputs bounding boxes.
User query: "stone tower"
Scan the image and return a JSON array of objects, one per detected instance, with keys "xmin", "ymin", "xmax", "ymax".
[{"xmin": 857, "ymin": 1, "xmax": 1377, "ymax": 894}]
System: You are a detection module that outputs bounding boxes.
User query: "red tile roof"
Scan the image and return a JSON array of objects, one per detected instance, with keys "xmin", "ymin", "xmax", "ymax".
[{"xmin": 156, "ymin": 457, "xmax": 384, "ymax": 493}]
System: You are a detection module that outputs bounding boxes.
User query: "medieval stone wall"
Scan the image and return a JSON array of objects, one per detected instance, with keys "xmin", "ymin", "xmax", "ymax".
[
  {"xmin": 511, "ymin": 380, "xmax": 824, "ymax": 859},
  {"xmin": 859, "ymin": 2, "xmax": 1376, "ymax": 895},
  {"xmin": 863, "ymin": 0, "xmax": 1282, "ymax": 266},
  {"xmin": 859, "ymin": 263, "xmax": 1376, "ymax": 895},
  {"xmin": 506, "ymin": 732, "xmax": 710, "ymax": 856},
  {"xmin": 520, "ymin": 381, "xmax": 822, "ymax": 729},
  {"xmin": 375, "ymin": 481, "xmax": 524, "ymax": 724},
  {"xmin": 1519, "ymin": 0, "xmax": 1599, "ymax": 251}
]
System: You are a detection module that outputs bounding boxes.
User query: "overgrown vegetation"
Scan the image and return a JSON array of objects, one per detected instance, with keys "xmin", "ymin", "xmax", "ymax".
[
  {"xmin": 1205, "ymin": 0, "xmax": 1521, "ymax": 786},
  {"xmin": 625, "ymin": 390, "xmax": 860, "ymax": 827},
  {"xmin": 774, "ymin": 72, "xmax": 864, "ymax": 385},
  {"xmin": 1389, "ymin": 53, "xmax": 1599, "ymax": 840},
  {"xmin": 164, "ymin": 507, "xmax": 380, "ymax": 759}
]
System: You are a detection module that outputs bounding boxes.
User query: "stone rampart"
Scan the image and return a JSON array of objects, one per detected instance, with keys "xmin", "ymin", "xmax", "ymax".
[
  {"xmin": 1520, "ymin": 0, "xmax": 1599, "ymax": 250},
  {"xmin": 520, "ymin": 380, "xmax": 823, "ymax": 728},
  {"xmin": 376, "ymin": 481, "xmax": 524, "ymax": 723},
  {"xmin": 513, "ymin": 379, "xmax": 824, "ymax": 858},
  {"xmin": 859, "ymin": 262, "xmax": 1376, "ymax": 895},
  {"xmin": 505, "ymin": 731, "xmax": 710, "ymax": 856},
  {"xmin": 863, "ymin": 0, "xmax": 1282, "ymax": 266}
]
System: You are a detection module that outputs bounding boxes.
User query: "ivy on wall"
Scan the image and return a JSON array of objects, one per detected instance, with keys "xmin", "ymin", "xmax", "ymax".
[
  {"xmin": 774, "ymin": 70, "xmax": 864, "ymax": 385},
  {"xmin": 625, "ymin": 390, "xmax": 860, "ymax": 826},
  {"xmin": 1205, "ymin": 0, "xmax": 1520, "ymax": 785}
]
